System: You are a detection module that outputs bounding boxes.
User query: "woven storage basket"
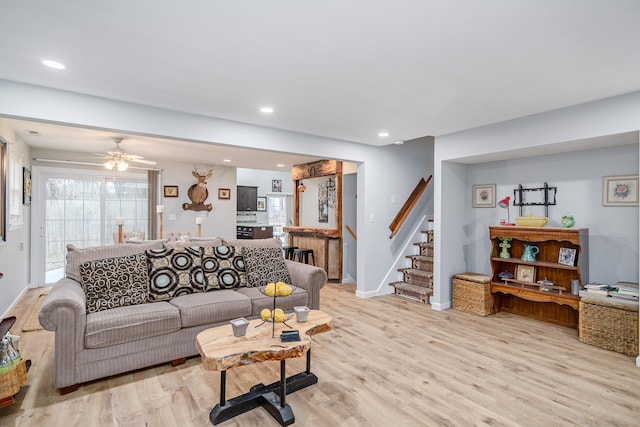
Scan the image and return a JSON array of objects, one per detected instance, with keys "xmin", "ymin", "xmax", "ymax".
[
  {"xmin": 452, "ymin": 273, "xmax": 492, "ymax": 316},
  {"xmin": 0, "ymin": 365, "xmax": 20, "ymax": 399},
  {"xmin": 579, "ymin": 296, "xmax": 639, "ymax": 357}
]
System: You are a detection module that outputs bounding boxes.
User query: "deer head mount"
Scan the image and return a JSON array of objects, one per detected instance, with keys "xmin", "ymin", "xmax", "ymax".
[{"xmin": 182, "ymin": 165, "xmax": 213, "ymax": 212}]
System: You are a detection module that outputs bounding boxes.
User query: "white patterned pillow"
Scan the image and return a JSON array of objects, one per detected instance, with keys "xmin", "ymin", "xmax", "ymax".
[
  {"xmin": 79, "ymin": 254, "xmax": 149, "ymax": 313},
  {"xmin": 242, "ymin": 247, "xmax": 291, "ymax": 287},
  {"xmin": 201, "ymin": 245, "xmax": 247, "ymax": 290},
  {"xmin": 146, "ymin": 246, "xmax": 205, "ymax": 301}
]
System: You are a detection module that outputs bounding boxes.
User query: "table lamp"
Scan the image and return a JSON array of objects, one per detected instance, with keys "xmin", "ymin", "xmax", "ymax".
[{"xmin": 498, "ymin": 196, "xmax": 515, "ymax": 226}]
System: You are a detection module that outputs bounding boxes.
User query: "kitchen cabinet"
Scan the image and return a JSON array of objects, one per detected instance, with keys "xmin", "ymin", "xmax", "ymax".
[{"xmin": 237, "ymin": 186, "xmax": 257, "ymax": 211}]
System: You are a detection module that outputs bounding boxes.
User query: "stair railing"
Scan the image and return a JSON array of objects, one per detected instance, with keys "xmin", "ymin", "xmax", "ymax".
[
  {"xmin": 389, "ymin": 175, "xmax": 432, "ymax": 239},
  {"xmin": 345, "ymin": 224, "xmax": 357, "ymax": 240}
]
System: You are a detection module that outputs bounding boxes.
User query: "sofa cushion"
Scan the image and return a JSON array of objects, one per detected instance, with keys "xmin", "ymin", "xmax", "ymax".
[
  {"xmin": 236, "ymin": 287, "xmax": 309, "ymax": 316},
  {"xmin": 165, "ymin": 237, "xmax": 223, "ymax": 249},
  {"xmin": 201, "ymin": 245, "xmax": 247, "ymax": 290},
  {"xmin": 79, "ymin": 253, "xmax": 149, "ymax": 313},
  {"xmin": 242, "ymin": 246, "xmax": 291, "ymax": 287},
  {"xmin": 169, "ymin": 290, "xmax": 252, "ymax": 328},
  {"xmin": 85, "ymin": 301, "xmax": 181, "ymax": 349},
  {"xmin": 222, "ymin": 238, "xmax": 282, "ymax": 248},
  {"xmin": 146, "ymin": 246, "xmax": 206, "ymax": 301},
  {"xmin": 66, "ymin": 241, "xmax": 164, "ymax": 282}
]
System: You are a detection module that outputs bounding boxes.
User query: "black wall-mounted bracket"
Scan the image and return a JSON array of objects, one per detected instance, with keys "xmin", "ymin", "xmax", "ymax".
[{"xmin": 513, "ymin": 182, "xmax": 557, "ymax": 217}]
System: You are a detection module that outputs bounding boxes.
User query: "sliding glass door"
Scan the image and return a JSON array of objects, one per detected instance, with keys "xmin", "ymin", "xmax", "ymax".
[{"xmin": 31, "ymin": 167, "xmax": 148, "ymax": 286}]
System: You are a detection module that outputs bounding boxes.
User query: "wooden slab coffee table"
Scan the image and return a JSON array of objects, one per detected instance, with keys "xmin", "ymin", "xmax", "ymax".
[{"xmin": 196, "ymin": 310, "xmax": 332, "ymax": 426}]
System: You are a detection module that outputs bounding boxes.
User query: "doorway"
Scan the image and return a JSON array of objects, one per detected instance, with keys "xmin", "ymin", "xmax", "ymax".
[{"xmin": 31, "ymin": 167, "xmax": 148, "ymax": 287}]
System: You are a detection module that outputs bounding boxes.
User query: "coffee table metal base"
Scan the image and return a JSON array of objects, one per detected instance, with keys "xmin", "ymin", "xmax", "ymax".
[{"xmin": 210, "ymin": 352, "xmax": 318, "ymax": 426}]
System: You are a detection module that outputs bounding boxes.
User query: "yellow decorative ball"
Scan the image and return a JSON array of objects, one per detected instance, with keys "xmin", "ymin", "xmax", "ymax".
[
  {"xmin": 278, "ymin": 284, "xmax": 293, "ymax": 296},
  {"xmin": 260, "ymin": 308, "xmax": 272, "ymax": 321},
  {"xmin": 273, "ymin": 308, "xmax": 286, "ymax": 323}
]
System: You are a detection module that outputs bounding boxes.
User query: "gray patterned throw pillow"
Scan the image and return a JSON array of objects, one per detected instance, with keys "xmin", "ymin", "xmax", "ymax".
[
  {"xmin": 146, "ymin": 246, "xmax": 205, "ymax": 301},
  {"xmin": 242, "ymin": 246, "xmax": 291, "ymax": 287},
  {"xmin": 201, "ymin": 245, "xmax": 247, "ymax": 290},
  {"xmin": 79, "ymin": 253, "xmax": 149, "ymax": 313}
]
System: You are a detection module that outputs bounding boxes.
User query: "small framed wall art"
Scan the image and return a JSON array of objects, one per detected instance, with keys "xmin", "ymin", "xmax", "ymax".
[
  {"xmin": 23, "ymin": 167, "xmax": 32, "ymax": 206},
  {"xmin": 558, "ymin": 248, "xmax": 577, "ymax": 266},
  {"xmin": 257, "ymin": 196, "xmax": 267, "ymax": 211},
  {"xmin": 473, "ymin": 184, "xmax": 496, "ymax": 208},
  {"xmin": 602, "ymin": 175, "xmax": 639, "ymax": 206},
  {"xmin": 516, "ymin": 265, "xmax": 536, "ymax": 283},
  {"xmin": 164, "ymin": 185, "xmax": 179, "ymax": 197},
  {"xmin": 272, "ymin": 179, "xmax": 282, "ymax": 193},
  {"xmin": 218, "ymin": 188, "xmax": 231, "ymax": 200}
]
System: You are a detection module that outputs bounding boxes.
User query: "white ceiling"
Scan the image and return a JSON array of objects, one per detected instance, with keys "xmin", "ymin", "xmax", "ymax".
[{"xmin": 1, "ymin": 1, "xmax": 640, "ymax": 166}]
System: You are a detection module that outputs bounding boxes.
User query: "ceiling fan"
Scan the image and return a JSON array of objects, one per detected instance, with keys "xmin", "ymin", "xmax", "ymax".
[{"xmin": 95, "ymin": 137, "xmax": 157, "ymax": 171}]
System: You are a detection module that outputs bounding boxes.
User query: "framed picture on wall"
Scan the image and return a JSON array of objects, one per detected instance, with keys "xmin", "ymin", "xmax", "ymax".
[
  {"xmin": 602, "ymin": 175, "xmax": 639, "ymax": 206},
  {"xmin": 257, "ymin": 196, "xmax": 266, "ymax": 211},
  {"xmin": 472, "ymin": 184, "xmax": 496, "ymax": 208},
  {"xmin": 218, "ymin": 188, "xmax": 230, "ymax": 200},
  {"xmin": 272, "ymin": 179, "xmax": 282, "ymax": 192},
  {"xmin": 23, "ymin": 167, "xmax": 32, "ymax": 206},
  {"xmin": 164, "ymin": 185, "xmax": 179, "ymax": 197}
]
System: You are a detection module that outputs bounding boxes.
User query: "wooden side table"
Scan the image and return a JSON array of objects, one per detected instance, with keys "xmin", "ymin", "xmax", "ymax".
[{"xmin": 197, "ymin": 311, "xmax": 332, "ymax": 426}]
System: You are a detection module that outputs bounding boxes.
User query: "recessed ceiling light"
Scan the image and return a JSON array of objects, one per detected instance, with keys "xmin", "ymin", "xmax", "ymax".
[
  {"xmin": 260, "ymin": 107, "xmax": 274, "ymax": 113},
  {"xmin": 378, "ymin": 132, "xmax": 389, "ymax": 137},
  {"xmin": 393, "ymin": 140, "xmax": 405, "ymax": 145},
  {"xmin": 42, "ymin": 59, "xmax": 66, "ymax": 70},
  {"xmin": 276, "ymin": 164, "xmax": 285, "ymax": 167},
  {"xmin": 223, "ymin": 159, "xmax": 232, "ymax": 162}
]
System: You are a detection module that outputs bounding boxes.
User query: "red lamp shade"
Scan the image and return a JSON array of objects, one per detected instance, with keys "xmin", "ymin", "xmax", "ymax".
[{"xmin": 498, "ymin": 196, "xmax": 511, "ymax": 209}]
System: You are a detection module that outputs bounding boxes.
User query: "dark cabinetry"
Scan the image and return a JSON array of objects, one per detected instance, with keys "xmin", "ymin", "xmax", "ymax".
[
  {"xmin": 236, "ymin": 225, "xmax": 273, "ymax": 240},
  {"xmin": 237, "ymin": 186, "xmax": 257, "ymax": 211}
]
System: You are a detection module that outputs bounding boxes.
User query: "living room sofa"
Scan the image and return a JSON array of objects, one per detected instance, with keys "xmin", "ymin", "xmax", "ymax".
[{"xmin": 38, "ymin": 237, "xmax": 327, "ymax": 393}]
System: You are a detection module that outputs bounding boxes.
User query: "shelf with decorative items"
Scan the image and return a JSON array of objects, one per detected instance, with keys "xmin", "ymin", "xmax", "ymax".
[{"xmin": 489, "ymin": 226, "xmax": 589, "ymax": 328}]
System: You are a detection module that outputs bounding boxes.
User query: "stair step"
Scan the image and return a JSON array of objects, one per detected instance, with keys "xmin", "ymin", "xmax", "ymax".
[
  {"xmin": 413, "ymin": 242, "xmax": 434, "ymax": 257},
  {"xmin": 390, "ymin": 281, "xmax": 433, "ymax": 303},
  {"xmin": 405, "ymin": 255, "xmax": 434, "ymax": 271},
  {"xmin": 398, "ymin": 268, "xmax": 434, "ymax": 287}
]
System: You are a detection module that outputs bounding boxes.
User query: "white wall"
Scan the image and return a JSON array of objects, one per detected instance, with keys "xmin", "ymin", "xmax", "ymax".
[
  {"xmin": 0, "ymin": 122, "xmax": 31, "ymax": 317},
  {"xmin": 0, "ymin": 80, "xmax": 434, "ymax": 302},
  {"xmin": 465, "ymin": 144, "xmax": 639, "ymax": 284},
  {"xmin": 342, "ymin": 172, "xmax": 357, "ymax": 282}
]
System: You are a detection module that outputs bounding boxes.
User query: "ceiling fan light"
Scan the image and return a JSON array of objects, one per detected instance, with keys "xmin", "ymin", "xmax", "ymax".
[
  {"xmin": 104, "ymin": 160, "xmax": 115, "ymax": 170},
  {"xmin": 117, "ymin": 160, "xmax": 129, "ymax": 171}
]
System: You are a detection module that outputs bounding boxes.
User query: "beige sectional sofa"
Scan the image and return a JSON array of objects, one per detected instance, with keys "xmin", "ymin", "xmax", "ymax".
[{"xmin": 38, "ymin": 237, "xmax": 327, "ymax": 393}]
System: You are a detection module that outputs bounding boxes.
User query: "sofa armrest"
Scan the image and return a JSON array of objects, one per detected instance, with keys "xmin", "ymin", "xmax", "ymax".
[
  {"xmin": 285, "ymin": 259, "xmax": 327, "ymax": 310},
  {"xmin": 38, "ymin": 277, "xmax": 87, "ymax": 389}
]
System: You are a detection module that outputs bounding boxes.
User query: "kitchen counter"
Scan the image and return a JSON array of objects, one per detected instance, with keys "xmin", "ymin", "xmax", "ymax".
[{"xmin": 236, "ymin": 224, "xmax": 274, "ymax": 239}]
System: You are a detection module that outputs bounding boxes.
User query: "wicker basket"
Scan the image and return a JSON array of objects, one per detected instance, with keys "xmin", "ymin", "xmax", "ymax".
[
  {"xmin": 452, "ymin": 273, "xmax": 492, "ymax": 316},
  {"xmin": 0, "ymin": 359, "xmax": 27, "ymax": 400},
  {"xmin": 579, "ymin": 296, "xmax": 639, "ymax": 357}
]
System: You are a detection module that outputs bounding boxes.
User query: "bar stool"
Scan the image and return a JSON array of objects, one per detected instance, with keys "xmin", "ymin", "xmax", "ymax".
[
  {"xmin": 282, "ymin": 245, "xmax": 298, "ymax": 260},
  {"xmin": 293, "ymin": 248, "xmax": 315, "ymax": 265}
]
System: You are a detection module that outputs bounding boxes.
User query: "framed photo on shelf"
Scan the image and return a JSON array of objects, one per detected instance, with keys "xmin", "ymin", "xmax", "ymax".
[
  {"xmin": 257, "ymin": 196, "xmax": 267, "ymax": 211},
  {"xmin": 602, "ymin": 175, "xmax": 639, "ymax": 206},
  {"xmin": 516, "ymin": 265, "xmax": 536, "ymax": 283},
  {"xmin": 558, "ymin": 247, "xmax": 577, "ymax": 266},
  {"xmin": 163, "ymin": 185, "xmax": 179, "ymax": 198},
  {"xmin": 472, "ymin": 184, "xmax": 496, "ymax": 208},
  {"xmin": 218, "ymin": 188, "xmax": 230, "ymax": 200}
]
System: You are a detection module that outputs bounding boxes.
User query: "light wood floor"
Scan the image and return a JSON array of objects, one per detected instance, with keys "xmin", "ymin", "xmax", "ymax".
[{"xmin": 1, "ymin": 283, "xmax": 639, "ymax": 426}]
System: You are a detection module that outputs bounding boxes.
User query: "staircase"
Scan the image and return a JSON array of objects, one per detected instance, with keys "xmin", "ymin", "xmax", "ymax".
[{"xmin": 390, "ymin": 229, "xmax": 434, "ymax": 303}]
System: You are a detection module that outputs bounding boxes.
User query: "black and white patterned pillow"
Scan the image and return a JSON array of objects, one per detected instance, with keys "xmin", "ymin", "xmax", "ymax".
[
  {"xmin": 79, "ymin": 253, "xmax": 149, "ymax": 313},
  {"xmin": 243, "ymin": 246, "xmax": 291, "ymax": 287},
  {"xmin": 146, "ymin": 246, "xmax": 205, "ymax": 301},
  {"xmin": 201, "ymin": 245, "xmax": 247, "ymax": 290}
]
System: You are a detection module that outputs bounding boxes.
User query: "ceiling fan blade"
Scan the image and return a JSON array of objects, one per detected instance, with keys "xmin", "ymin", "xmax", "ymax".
[
  {"xmin": 128, "ymin": 158, "xmax": 157, "ymax": 165},
  {"xmin": 124, "ymin": 154, "xmax": 144, "ymax": 160}
]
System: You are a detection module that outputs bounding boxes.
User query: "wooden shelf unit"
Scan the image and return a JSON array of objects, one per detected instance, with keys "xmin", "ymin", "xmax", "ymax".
[{"xmin": 489, "ymin": 226, "xmax": 589, "ymax": 328}]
